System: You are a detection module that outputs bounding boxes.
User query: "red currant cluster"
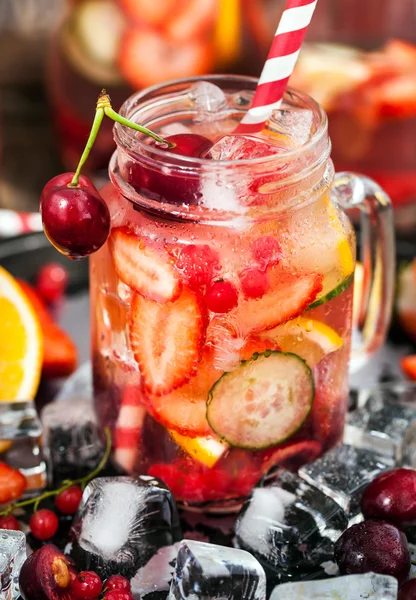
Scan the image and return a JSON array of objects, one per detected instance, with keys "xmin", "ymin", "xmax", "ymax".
[{"xmin": 72, "ymin": 572, "xmax": 132, "ymax": 600}]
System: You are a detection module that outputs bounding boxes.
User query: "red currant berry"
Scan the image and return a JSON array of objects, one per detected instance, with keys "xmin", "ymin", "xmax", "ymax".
[
  {"xmin": 162, "ymin": 133, "xmax": 213, "ymax": 158},
  {"xmin": 174, "ymin": 244, "xmax": 220, "ymax": 289},
  {"xmin": 71, "ymin": 571, "xmax": 103, "ymax": 600},
  {"xmin": 362, "ymin": 468, "xmax": 416, "ymax": 527},
  {"xmin": 104, "ymin": 575, "xmax": 131, "ymax": 593},
  {"xmin": 103, "ymin": 591, "xmax": 133, "ymax": 600},
  {"xmin": 239, "ymin": 268, "xmax": 269, "ymax": 299},
  {"xmin": 40, "ymin": 173, "xmax": 110, "ymax": 259},
  {"xmin": 36, "ymin": 262, "xmax": 68, "ymax": 304},
  {"xmin": 29, "ymin": 509, "xmax": 59, "ymax": 540},
  {"xmin": 55, "ymin": 485, "xmax": 83, "ymax": 515},
  {"xmin": 204, "ymin": 280, "xmax": 238, "ymax": 313},
  {"xmin": 0, "ymin": 515, "xmax": 20, "ymax": 530},
  {"xmin": 399, "ymin": 578, "xmax": 416, "ymax": 600},
  {"xmin": 251, "ymin": 236, "xmax": 282, "ymax": 269}
]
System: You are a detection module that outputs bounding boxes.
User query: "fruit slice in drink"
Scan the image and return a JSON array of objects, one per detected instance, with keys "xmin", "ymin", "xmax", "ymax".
[{"xmin": 207, "ymin": 351, "xmax": 314, "ymax": 449}]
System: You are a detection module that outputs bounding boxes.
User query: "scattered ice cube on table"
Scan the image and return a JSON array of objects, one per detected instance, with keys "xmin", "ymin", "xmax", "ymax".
[
  {"xmin": 344, "ymin": 392, "xmax": 416, "ymax": 462},
  {"xmin": 235, "ymin": 470, "xmax": 347, "ymax": 587},
  {"xmin": 130, "ymin": 543, "xmax": 179, "ymax": 600},
  {"xmin": 41, "ymin": 364, "xmax": 105, "ymax": 485},
  {"xmin": 268, "ymin": 108, "xmax": 314, "ymax": 146},
  {"xmin": 0, "ymin": 531, "xmax": 26, "ymax": 600},
  {"xmin": 70, "ymin": 475, "xmax": 182, "ymax": 580},
  {"xmin": 269, "ymin": 572, "xmax": 398, "ymax": 600},
  {"xmin": 298, "ymin": 445, "xmax": 393, "ymax": 520},
  {"xmin": 189, "ymin": 81, "xmax": 228, "ymax": 121},
  {"xmin": 207, "ymin": 135, "xmax": 286, "ymax": 161},
  {"xmin": 168, "ymin": 540, "xmax": 266, "ymax": 600},
  {"xmin": 0, "ymin": 401, "xmax": 46, "ymax": 495}
]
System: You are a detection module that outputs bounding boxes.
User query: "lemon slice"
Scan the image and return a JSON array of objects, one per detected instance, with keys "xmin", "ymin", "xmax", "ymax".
[
  {"xmin": 0, "ymin": 266, "xmax": 43, "ymax": 401},
  {"xmin": 263, "ymin": 317, "xmax": 343, "ymax": 368},
  {"xmin": 169, "ymin": 430, "xmax": 228, "ymax": 468},
  {"xmin": 326, "ymin": 197, "xmax": 355, "ymax": 279}
]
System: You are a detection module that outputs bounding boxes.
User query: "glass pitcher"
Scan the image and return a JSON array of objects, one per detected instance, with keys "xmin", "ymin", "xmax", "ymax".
[{"xmin": 89, "ymin": 75, "xmax": 395, "ymax": 510}]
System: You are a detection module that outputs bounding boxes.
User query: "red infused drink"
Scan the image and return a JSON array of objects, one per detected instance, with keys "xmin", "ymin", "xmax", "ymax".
[{"xmin": 90, "ymin": 76, "xmax": 358, "ymax": 510}]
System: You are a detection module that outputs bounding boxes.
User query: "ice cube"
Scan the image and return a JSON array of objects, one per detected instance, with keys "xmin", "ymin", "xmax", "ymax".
[
  {"xmin": 130, "ymin": 543, "xmax": 179, "ymax": 599},
  {"xmin": 70, "ymin": 475, "xmax": 182, "ymax": 580},
  {"xmin": 298, "ymin": 445, "xmax": 393, "ymax": 519},
  {"xmin": 189, "ymin": 81, "xmax": 227, "ymax": 121},
  {"xmin": 168, "ymin": 540, "xmax": 266, "ymax": 600},
  {"xmin": 41, "ymin": 364, "xmax": 105, "ymax": 485},
  {"xmin": 0, "ymin": 530, "xmax": 26, "ymax": 600},
  {"xmin": 0, "ymin": 401, "xmax": 46, "ymax": 495},
  {"xmin": 344, "ymin": 391, "xmax": 416, "ymax": 462},
  {"xmin": 207, "ymin": 135, "xmax": 286, "ymax": 161},
  {"xmin": 235, "ymin": 470, "xmax": 347, "ymax": 587},
  {"xmin": 269, "ymin": 572, "xmax": 398, "ymax": 600},
  {"xmin": 268, "ymin": 108, "xmax": 314, "ymax": 146}
]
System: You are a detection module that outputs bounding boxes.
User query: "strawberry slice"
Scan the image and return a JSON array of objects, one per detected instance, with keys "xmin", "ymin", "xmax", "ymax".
[
  {"xmin": 129, "ymin": 287, "xmax": 207, "ymax": 396},
  {"xmin": 18, "ymin": 280, "xmax": 77, "ymax": 378},
  {"xmin": 144, "ymin": 348, "xmax": 220, "ymax": 437},
  {"xmin": 118, "ymin": 0, "xmax": 180, "ymax": 27},
  {"xmin": 231, "ymin": 270, "xmax": 323, "ymax": 336},
  {"xmin": 110, "ymin": 228, "xmax": 182, "ymax": 303}
]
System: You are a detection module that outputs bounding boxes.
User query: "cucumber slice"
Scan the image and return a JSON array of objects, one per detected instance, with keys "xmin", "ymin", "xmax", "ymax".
[
  {"xmin": 206, "ymin": 351, "xmax": 314, "ymax": 450},
  {"xmin": 308, "ymin": 273, "xmax": 354, "ymax": 309}
]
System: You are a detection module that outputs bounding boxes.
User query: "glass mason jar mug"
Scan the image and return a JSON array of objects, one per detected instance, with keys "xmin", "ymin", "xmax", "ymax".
[{"xmin": 90, "ymin": 76, "xmax": 395, "ymax": 510}]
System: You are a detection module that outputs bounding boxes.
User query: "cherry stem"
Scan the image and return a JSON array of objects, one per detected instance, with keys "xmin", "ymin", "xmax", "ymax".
[
  {"xmin": 0, "ymin": 427, "xmax": 112, "ymax": 516},
  {"xmin": 69, "ymin": 90, "xmax": 173, "ymax": 187}
]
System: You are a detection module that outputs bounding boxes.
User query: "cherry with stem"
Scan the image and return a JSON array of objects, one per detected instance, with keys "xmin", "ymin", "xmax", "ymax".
[{"xmin": 41, "ymin": 90, "xmax": 172, "ymax": 259}]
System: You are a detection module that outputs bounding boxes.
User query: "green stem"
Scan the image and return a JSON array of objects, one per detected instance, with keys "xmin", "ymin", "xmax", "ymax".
[
  {"xmin": 70, "ymin": 108, "xmax": 104, "ymax": 187},
  {"xmin": 69, "ymin": 90, "xmax": 173, "ymax": 187},
  {"xmin": 0, "ymin": 427, "xmax": 112, "ymax": 516},
  {"xmin": 104, "ymin": 106, "xmax": 171, "ymax": 147}
]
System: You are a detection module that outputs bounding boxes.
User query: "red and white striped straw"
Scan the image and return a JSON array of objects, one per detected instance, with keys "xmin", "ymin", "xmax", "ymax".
[
  {"xmin": 237, "ymin": 0, "xmax": 318, "ymax": 134},
  {"xmin": 0, "ymin": 210, "xmax": 42, "ymax": 238}
]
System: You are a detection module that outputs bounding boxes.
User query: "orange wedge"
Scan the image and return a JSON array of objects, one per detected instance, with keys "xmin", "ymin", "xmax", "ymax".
[{"xmin": 0, "ymin": 266, "xmax": 43, "ymax": 401}]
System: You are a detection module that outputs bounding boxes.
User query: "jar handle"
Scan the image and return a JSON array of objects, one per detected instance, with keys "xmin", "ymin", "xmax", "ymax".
[{"xmin": 331, "ymin": 172, "xmax": 396, "ymax": 368}]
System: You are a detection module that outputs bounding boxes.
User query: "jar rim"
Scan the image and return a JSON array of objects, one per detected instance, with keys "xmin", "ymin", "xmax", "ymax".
[{"xmin": 113, "ymin": 74, "xmax": 329, "ymax": 170}]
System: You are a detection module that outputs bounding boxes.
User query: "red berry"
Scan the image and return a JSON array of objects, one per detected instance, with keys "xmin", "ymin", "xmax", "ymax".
[
  {"xmin": 29, "ymin": 509, "xmax": 59, "ymax": 540},
  {"xmin": 399, "ymin": 578, "xmax": 416, "ymax": 600},
  {"xmin": 55, "ymin": 486, "xmax": 83, "ymax": 515},
  {"xmin": 162, "ymin": 133, "xmax": 213, "ymax": 158},
  {"xmin": 0, "ymin": 515, "xmax": 20, "ymax": 530},
  {"xmin": 251, "ymin": 236, "xmax": 282, "ymax": 269},
  {"xmin": 71, "ymin": 571, "xmax": 103, "ymax": 600},
  {"xmin": 36, "ymin": 263, "xmax": 68, "ymax": 304},
  {"xmin": 334, "ymin": 520, "xmax": 410, "ymax": 584},
  {"xmin": 174, "ymin": 244, "xmax": 220, "ymax": 289},
  {"xmin": 0, "ymin": 462, "xmax": 26, "ymax": 504},
  {"xmin": 204, "ymin": 280, "xmax": 238, "ymax": 313},
  {"xmin": 104, "ymin": 575, "xmax": 131, "ymax": 593},
  {"xmin": 361, "ymin": 468, "xmax": 416, "ymax": 527},
  {"xmin": 239, "ymin": 268, "xmax": 269, "ymax": 299},
  {"xmin": 103, "ymin": 591, "xmax": 133, "ymax": 600},
  {"xmin": 40, "ymin": 173, "xmax": 110, "ymax": 259}
]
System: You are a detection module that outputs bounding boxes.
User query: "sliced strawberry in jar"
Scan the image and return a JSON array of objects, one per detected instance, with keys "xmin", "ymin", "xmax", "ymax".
[
  {"xmin": 110, "ymin": 228, "xmax": 182, "ymax": 303},
  {"xmin": 231, "ymin": 270, "xmax": 323, "ymax": 337},
  {"xmin": 129, "ymin": 287, "xmax": 207, "ymax": 396},
  {"xmin": 145, "ymin": 348, "xmax": 220, "ymax": 437}
]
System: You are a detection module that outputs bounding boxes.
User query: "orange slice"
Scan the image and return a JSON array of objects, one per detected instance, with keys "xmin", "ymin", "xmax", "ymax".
[{"xmin": 0, "ymin": 266, "xmax": 43, "ymax": 401}]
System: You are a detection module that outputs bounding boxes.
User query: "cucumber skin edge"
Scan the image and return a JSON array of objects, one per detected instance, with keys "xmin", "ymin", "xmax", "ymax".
[
  {"xmin": 308, "ymin": 272, "xmax": 354, "ymax": 310},
  {"xmin": 205, "ymin": 350, "xmax": 316, "ymax": 451}
]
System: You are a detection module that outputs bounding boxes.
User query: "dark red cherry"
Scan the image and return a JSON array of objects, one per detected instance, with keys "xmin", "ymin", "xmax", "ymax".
[
  {"xmin": 125, "ymin": 133, "xmax": 213, "ymax": 206},
  {"xmin": 399, "ymin": 578, "xmax": 416, "ymax": 600},
  {"xmin": 19, "ymin": 544, "xmax": 74, "ymax": 600},
  {"xmin": 40, "ymin": 173, "xmax": 110, "ymax": 259},
  {"xmin": 361, "ymin": 468, "xmax": 416, "ymax": 527},
  {"xmin": 334, "ymin": 520, "xmax": 410, "ymax": 584}
]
